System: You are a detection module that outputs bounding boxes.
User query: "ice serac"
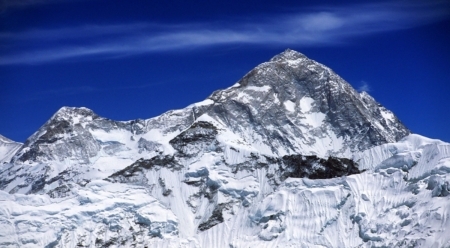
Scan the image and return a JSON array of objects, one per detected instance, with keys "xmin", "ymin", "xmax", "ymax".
[
  {"xmin": 0, "ymin": 134, "xmax": 22, "ymax": 164},
  {"xmin": 1, "ymin": 49, "xmax": 449, "ymax": 248}
]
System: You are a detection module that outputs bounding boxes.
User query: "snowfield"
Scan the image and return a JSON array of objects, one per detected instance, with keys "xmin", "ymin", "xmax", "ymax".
[{"xmin": 1, "ymin": 134, "xmax": 449, "ymax": 247}]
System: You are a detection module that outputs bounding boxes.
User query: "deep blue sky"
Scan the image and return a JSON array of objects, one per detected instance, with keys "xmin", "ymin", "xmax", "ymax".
[{"xmin": 1, "ymin": 0, "xmax": 449, "ymax": 143}]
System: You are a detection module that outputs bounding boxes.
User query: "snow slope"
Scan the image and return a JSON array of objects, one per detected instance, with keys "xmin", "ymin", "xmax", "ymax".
[
  {"xmin": 0, "ymin": 134, "xmax": 22, "ymax": 164},
  {"xmin": 1, "ymin": 134, "xmax": 449, "ymax": 247}
]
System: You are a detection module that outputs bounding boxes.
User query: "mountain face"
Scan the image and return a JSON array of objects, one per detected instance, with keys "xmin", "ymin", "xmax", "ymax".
[
  {"xmin": 203, "ymin": 50, "xmax": 408, "ymax": 156},
  {"xmin": 1, "ymin": 50, "xmax": 449, "ymax": 248}
]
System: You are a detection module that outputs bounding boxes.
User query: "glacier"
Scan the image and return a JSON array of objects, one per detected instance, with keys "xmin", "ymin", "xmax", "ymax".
[{"xmin": 0, "ymin": 49, "xmax": 449, "ymax": 247}]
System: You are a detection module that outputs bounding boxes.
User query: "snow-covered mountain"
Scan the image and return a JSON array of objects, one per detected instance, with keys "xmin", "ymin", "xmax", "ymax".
[{"xmin": 1, "ymin": 49, "xmax": 449, "ymax": 247}]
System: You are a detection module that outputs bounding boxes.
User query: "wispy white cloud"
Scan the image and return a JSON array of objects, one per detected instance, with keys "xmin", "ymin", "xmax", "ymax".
[
  {"xmin": 0, "ymin": 1, "xmax": 448, "ymax": 65},
  {"xmin": 358, "ymin": 81, "xmax": 371, "ymax": 92},
  {"xmin": 299, "ymin": 12, "xmax": 345, "ymax": 32}
]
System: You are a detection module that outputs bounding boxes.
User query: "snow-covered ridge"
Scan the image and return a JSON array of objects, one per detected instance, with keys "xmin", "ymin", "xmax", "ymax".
[{"xmin": 0, "ymin": 134, "xmax": 22, "ymax": 164}]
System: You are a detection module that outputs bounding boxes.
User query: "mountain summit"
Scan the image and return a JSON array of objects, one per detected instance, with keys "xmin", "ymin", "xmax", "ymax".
[
  {"xmin": 1, "ymin": 50, "xmax": 449, "ymax": 248},
  {"xmin": 199, "ymin": 49, "xmax": 409, "ymax": 156}
]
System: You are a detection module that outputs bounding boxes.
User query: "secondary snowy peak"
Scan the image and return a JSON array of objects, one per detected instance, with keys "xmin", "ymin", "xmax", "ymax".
[
  {"xmin": 0, "ymin": 134, "xmax": 17, "ymax": 143},
  {"xmin": 11, "ymin": 106, "xmax": 101, "ymax": 164},
  {"xmin": 200, "ymin": 49, "xmax": 409, "ymax": 157},
  {"xmin": 1, "ymin": 104, "xmax": 198, "ymax": 194},
  {"xmin": 11, "ymin": 106, "xmax": 147, "ymax": 164},
  {"xmin": 53, "ymin": 106, "xmax": 97, "ymax": 118},
  {"xmin": 0, "ymin": 134, "xmax": 22, "ymax": 164}
]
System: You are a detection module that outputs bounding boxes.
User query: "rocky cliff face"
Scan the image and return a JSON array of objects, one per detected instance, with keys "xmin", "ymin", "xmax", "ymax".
[{"xmin": 1, "ymin": 50, "xmax": 448, "ymax": 248}]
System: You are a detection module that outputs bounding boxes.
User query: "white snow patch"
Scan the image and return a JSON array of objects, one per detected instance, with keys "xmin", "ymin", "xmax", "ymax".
[
  {"xmin": 285, "ymin": 58, "xmax": 304, "ymax": 67},
  {"xmin": 246, "ymin": 85, "xmax": 271, "ymax": 92},
  {"xmin": 380, "ymin": 109, "xmax": 395, "ymax": 123},
  {"xmin": 230, "ymin": 83, "xmax": 241, "ymax": 88},
  {"xmin": 283, "ymin": 100, "xmax": 296, "ymax": 112},
  {"xmin": 303, "ymin": 112, "xmax": 326, "ymax": 128},
  {"xmin": 189, "ymin": 99, "xmax": 214, "ymax": 108},
  {"xmin": 299, "ymin": 97, "xmax": 314, "ymax": 112}
]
